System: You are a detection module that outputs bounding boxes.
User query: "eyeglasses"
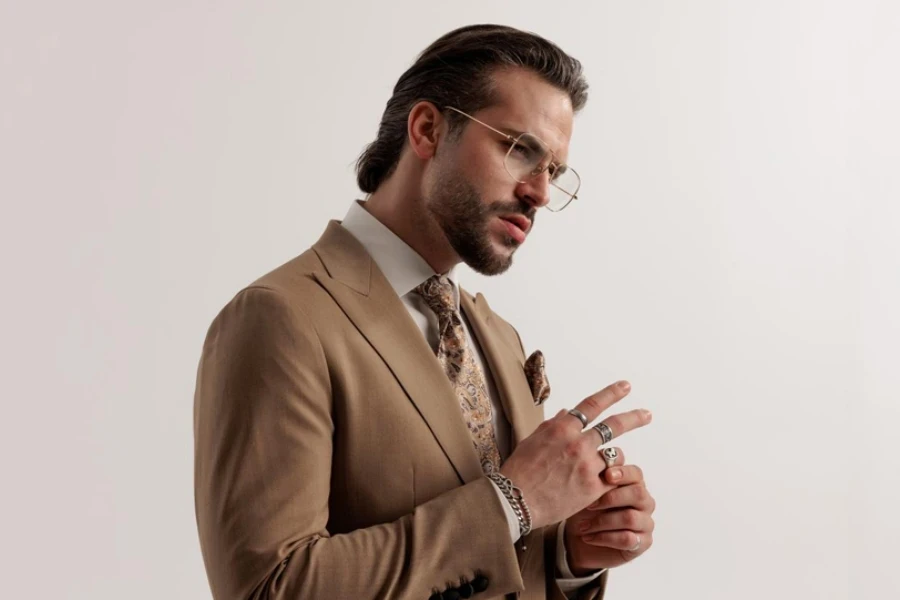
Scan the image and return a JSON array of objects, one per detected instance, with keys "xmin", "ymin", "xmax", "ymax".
[{"xmin": 445, "ymin": 106, "xmax": 581, "ymax": 212}]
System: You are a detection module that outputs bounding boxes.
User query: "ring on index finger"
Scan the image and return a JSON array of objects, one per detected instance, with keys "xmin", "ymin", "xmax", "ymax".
[
  {"xmin": 567, "ymin": 408, "xmax": 589, "ymax": 429},
  {"xmin": 592, "ymin": 422, "xmax": 614, "ymax": 445}
]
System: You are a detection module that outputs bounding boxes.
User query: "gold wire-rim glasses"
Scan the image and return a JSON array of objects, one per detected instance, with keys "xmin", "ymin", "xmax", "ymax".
[{"xmin": 445, "ymin": 106, "xmax": 581, "ymax": 212}]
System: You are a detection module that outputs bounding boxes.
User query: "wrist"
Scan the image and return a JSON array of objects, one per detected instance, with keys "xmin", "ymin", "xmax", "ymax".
[
  {"xmin": 563, "ymin": 522, "xmax": 597, "ymax": 577},
  {"xmin": 486, "ymin": 471, "xmax": 533, "ymax": 537}
]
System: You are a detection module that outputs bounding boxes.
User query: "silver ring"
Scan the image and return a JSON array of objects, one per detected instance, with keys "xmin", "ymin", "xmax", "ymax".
[
  {"xmin": 567, "ymin": 409, "xmax": 588, "ymax": 428},
  {"xmin": 628, "ymin": 535, "xmax": 642, "ymax": 552},
  {"xmin": 601, "ymin": 447, "xmax": 619, "ymax": 469},
  {"xmin": 592, "ymin": 422, "xmax": 614, "ymax": 445}
]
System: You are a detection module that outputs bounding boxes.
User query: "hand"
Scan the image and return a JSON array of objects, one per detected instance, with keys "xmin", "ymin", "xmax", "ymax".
[
  {"xmin": 499, "ymin": 380, "xmax": 652, "ymax": 530},
  {"xmin": 564, "ymin": 460, "xmax": 656, "ymax": 574}
]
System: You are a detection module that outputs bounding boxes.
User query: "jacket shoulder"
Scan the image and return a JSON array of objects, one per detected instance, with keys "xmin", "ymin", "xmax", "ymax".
[
  {"xmin": 204, "ymin": 248, "xmax": 335, "ymax": 340},
  {"xmin": 245, "ymin": 247, "xmax": 326, "ymax": 297}
]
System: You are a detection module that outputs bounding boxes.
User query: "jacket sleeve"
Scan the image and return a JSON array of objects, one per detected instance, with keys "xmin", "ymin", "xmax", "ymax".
[
  {"xmin": 193, "ymin": 287, "xmax": 525, "ymax": 600},
  {"xmin": 544, "ymin": 525, "xmax": 609, "ymax": 600}
]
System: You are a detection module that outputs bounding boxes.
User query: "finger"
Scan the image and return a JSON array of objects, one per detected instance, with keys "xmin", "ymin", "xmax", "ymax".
[
  {"xmin": 602, "ymin": 463, "xmax": 643, "ymax": 486},
  {"xmin": 597, "ymin": 446, "xmax": 626, "ymax": 470},
  {"xmin": 565, "ymin": 380, "xmax": 633, "ymax": 429},
  {"xmin": 584, "ymin": 468, "xmax": 643, "ymax": 508},
  {"xmin": 583, "ymin": 531, "xmax": 654, "ymax": 556},
  {"xmin": 588, "ymin": 482, "xmax": 656, "ymax": 512},
  {"xmin": 578, "ymin": 508, "xmax": 653, "ymax": 536},
  {"xmin": 584, "ymin": 408, "xmax": 652, "ymax": 445},
  {"xmin": 580, "ymin": 529, "xmax": 644, "ymax": 551}
]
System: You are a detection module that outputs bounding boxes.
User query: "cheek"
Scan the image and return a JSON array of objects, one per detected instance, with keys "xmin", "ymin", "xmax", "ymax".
[{"xmin": 461, "ymin": 151, "xmax": 514, "ymax": 202}]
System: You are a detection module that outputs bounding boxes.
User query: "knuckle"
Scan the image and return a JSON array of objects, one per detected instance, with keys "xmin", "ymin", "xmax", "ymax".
[
  {"xmin": 623, "ymin": 510, "xmax": 639, "ymax": 528},
  {"xmin": 551, "ymin": 418, "xmax": 573, "ymax": 438},
  {"xmin": 600, "ymin": 488, "xmax": 618, "ymax": 506},
  {"xmin": 564, "ymin": 440, "xmax": 582, "ymax": 459},
  {"xmin": 577, "ymin": 460, "xmax": 595, "ymax": 480},
  {"xmin": 583, "ymin": 394, "xmax": 604, "ymax": 414},
  {"xmin": 635, "ymin": 484, "xmax": 648, "ymax": 501},
  {"xmin": 542, "ymin": 417, "xmax": 561, "ymax": 432},
  {"xmin": 543, "ymin": 425, "xmax": 564, "ymax": 444}
]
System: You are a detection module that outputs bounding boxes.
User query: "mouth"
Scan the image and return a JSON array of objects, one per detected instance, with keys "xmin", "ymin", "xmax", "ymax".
[{"xmin": 497, "ymin": 214, "xmax": 531, "ymax": 244}]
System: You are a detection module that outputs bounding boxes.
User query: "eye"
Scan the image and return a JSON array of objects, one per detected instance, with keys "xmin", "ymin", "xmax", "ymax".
[
  {"xmin": 503, "ymin": 140, "xmax": 529, "ymax": 156},
  {"xmin": 549, "ymin": 163, "xmax": 567, "ymax": 181},
  {"xmin": 507, "ymin": 140, "xmax": 541, "ymax": 162}
]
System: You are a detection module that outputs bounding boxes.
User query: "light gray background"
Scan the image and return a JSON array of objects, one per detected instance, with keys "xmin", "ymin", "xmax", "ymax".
[{"xmin": 1, "ymin": 1, "xmax": 897, "ymax": 598}]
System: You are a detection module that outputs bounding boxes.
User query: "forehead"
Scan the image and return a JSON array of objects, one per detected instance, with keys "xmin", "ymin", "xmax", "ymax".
[{"xmin": 476, "ymin": 68, "xmax": 575, "ymax": 162}]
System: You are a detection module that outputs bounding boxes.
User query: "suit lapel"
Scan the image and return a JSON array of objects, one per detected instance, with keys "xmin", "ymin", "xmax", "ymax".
[
  {"xmin": 460, "ymin": 291, "xmax": 534, "ymax": 451},
  {"xmin": 311, "ymin": 222, "xmax": 484, "ymax": 486}
]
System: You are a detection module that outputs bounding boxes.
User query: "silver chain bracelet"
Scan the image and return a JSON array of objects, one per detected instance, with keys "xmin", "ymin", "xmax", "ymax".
[{"xmin": 486, "ymin": 472, "xmax": 533, "ymax": 538}]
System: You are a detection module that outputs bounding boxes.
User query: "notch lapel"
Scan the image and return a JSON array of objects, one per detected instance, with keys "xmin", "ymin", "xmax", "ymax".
[{"xmin": 311, "ymin": 222, "xmax": 484, "ymax": 485}]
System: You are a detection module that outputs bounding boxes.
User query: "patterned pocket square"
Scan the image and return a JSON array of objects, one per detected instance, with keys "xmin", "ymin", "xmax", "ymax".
[{"xmin": 524, "ymin": 350, "xmax": 551, "ymax": 405}]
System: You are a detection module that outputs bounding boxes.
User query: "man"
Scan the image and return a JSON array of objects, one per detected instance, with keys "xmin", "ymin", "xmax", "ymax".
[{"xmin": 194, "ymin": 24, "xmax": 656, "ymax": 600}]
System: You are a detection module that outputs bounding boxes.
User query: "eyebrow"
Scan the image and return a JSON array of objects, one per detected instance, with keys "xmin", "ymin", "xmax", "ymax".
[
  {"xmin": 495, "ymin": 124, "xmax": 530, "ymax": 140},
  {"xmin": 495, "ymin": 123, "xmax": 567, "ymax": 162}
]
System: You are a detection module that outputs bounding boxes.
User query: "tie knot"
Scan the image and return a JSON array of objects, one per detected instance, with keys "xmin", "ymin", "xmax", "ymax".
[{"xmin": 415, "ymin": 275, "xmax": 456, "ymax": 319}]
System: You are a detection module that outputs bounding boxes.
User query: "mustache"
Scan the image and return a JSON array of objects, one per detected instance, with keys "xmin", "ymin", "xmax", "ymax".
[{"xmin": 488, "ymin": 199, "xmax": 536, "ymax": 224}]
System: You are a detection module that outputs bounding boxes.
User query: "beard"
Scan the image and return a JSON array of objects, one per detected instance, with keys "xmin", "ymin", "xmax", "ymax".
[{"xmin": 426, "ymin": 166, "xmax": 535, "ymax": 276}]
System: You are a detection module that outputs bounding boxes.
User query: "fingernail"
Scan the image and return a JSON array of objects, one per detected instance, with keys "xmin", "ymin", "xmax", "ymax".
[
  {"xmin": 643, "ymin": 409, "xmax": 653, "ymax": 421},
  {"xmin": 609, "ymin": 468, "xmax": 622, "ymax": 481},
  {"xmin": 578, "ymin": 521, "xmax": 591, "ymax": 533},
  {"xmin": 618, "ymin": 381, "xmax": 631, "ymax": 392}
]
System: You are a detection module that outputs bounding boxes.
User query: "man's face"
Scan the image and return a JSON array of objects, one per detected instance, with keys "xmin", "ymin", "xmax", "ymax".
[{"xmin": 425, "ymin": 68, "xmax": 575, "ymax": 276}]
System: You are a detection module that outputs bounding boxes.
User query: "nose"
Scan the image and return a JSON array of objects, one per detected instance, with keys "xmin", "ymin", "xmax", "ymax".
[{"xmin": 515, "ymin": 169, "xmax": 552, "ymax": 210}]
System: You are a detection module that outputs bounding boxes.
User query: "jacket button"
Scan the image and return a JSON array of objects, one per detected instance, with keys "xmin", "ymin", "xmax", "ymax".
[
  {"xmin": 459, "ymin": 582, "xmax": 474, "ymax": 598},
  {"xmin": 472, "ymin": 575, "xmax": 489, "ymax": 592},
  {"xmin": 442, "ymin": 590, "xmax": 461, "ymax": 600},
  {"xmin": 429, "ymin": 594, "xmax": 442, "ymax": 600}
]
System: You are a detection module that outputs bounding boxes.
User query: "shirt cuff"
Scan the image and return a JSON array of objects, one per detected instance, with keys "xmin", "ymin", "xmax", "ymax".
[
  {"xmin": 488, "ymin": 478, "xmax": 522, "ymax": 543},
  {"xmin": 555, "ymin": 520, "xmax": 606, "ymax": 595},
  {"xmin": 489, "ymin": 482, "xmax": 605, "ymax": 597}
]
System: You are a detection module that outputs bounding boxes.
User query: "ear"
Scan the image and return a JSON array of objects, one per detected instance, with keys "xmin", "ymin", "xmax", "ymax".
[{"xmin": 407, "ymin": 101, "xmax": 446, "ymax": 161}]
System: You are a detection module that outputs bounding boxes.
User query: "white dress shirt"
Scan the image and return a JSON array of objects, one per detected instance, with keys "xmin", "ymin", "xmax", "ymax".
[{"xmin": 340, "ymin": 200, "xmax": 604, "ymax": 594}]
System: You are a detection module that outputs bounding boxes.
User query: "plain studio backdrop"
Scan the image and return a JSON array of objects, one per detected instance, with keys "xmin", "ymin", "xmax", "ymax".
[{"xmin": 1, "ymin": 1, "xmax": 897, "ymax": 598}]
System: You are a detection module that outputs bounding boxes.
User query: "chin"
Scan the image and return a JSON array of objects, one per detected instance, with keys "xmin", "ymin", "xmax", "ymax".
[
  {"xmin": 466, "ymin": 239, "xmax": 516, "ymax": 276},
  {"xmin": 474, "ymin": 257, "xmax": 515, "ymax": 276},
  {"xmin": 441, "ymin": 217, "xmax": 519, "ymax": 276}
]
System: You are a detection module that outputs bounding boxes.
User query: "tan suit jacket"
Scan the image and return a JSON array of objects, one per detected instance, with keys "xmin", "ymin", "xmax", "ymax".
[{"xmin": 193, "ymin": 221, "xmax": 609, "ymax": 599}]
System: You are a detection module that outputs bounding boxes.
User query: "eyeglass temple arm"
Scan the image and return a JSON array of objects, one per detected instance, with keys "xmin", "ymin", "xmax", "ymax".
[{"xmin": 445, "ymin": 106, "xmax": 518, "ymax": 143}]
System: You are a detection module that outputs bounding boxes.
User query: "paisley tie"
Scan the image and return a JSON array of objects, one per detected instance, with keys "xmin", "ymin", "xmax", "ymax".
[{"xmin": 415, "ymin": 275, "xmax": 502, "ymax": 475}]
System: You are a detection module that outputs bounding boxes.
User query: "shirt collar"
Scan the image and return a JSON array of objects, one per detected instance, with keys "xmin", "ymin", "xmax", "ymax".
[{"xmin": 339, "ymin": 200, "xmax": 461, "ymax": 309}]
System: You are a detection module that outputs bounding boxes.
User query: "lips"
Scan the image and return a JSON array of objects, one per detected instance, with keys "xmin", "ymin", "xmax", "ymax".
[{"xmin": 499, "ymin": 214, "xmax": 531, "ymax": 235}]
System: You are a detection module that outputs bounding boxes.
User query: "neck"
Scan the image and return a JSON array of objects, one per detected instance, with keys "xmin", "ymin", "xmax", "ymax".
[{"xmin": 361, "ymin": 174, "xmax": 459, "ymax": 275}]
